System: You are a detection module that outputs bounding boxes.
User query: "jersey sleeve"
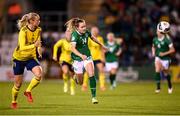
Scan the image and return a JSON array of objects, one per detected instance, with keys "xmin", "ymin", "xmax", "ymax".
[
  {"xmin": 53, "ymin": 39, "xmax": 63, "ymax": 58},
  {"xmin": 71, "ymin": 32, "xmax": 78, "ymax": 45},
  {"xmin": 19, "ymin": 29, "xmax": 35, "ymax": 50}
]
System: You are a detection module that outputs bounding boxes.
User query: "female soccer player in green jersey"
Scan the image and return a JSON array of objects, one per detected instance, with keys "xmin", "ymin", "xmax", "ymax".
[
  {"xmin": 152, "ymin": 21, "xmax": 175, "ymax": 94},
  {"xmin": 105, "ymin": 32, "xmax": 122, "ymax": 90},
  {"xmin": 65, "ymin": 18, "xmax": 108, "ymax": 104},
  {"xmin": 11, "ymin": 12, "xmax": 42, "ymax": 109}
]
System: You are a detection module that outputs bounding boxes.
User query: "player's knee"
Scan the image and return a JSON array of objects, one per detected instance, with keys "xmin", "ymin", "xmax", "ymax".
[
  {"xmin": 79, "ymin": 80, "xmax": 83, "ymax": 85},
  {"xmin": 34, "ymin": 72, "xmax": 42, "ymax": 80},
  {"xmin": 15, "ymin": 81, "xmax": 22, "ymax": 88},
  {"xmin": 98, "ymin": 68, "xmax": 104, "ymax": 73},
  {"xmin": 63, "ymin": 70, "xmax": 69, "ymax": 75}
]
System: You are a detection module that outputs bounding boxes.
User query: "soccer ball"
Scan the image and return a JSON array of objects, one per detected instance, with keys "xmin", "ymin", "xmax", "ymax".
[{"xmin": 157, "ymin": 21, "xmax": 170, "ymax": 33}]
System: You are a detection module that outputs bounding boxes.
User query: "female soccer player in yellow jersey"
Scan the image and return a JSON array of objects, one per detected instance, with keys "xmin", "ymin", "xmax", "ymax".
[
  {"xmin": 11, "ymin": 12, "xmax": 42, "ymax": 109},
  {"xmin": 65, "ymin": 18, "xmax": 108, "ymax": 104},
  {"xmin": 53, "ymin": 29, "xmax": 75, "ymax": 95},
  {"xmin": 82, "ymin": 26, "xmax": 106, "ymax": 91}
]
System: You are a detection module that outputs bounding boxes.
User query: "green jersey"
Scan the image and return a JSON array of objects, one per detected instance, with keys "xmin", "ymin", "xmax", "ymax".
[
  {"xmin": 153, "ymin": 35, "xmax": 173, "ymax": 60},
  {"xmin": 105, "ymin": 41, "xmax": 121, "ymax": 62},
  {"xmin": 71, "ymin": 30, "xmax": 91, "ymax": 61}
]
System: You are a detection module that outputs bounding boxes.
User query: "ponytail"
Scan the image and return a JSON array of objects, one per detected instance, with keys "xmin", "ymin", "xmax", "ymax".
[
  {"xmin": 17, "ymin": 14, "xmax": 29, "ymax": 30},
  {"xmin": 65, "ymin": 17, "xmax": 85, "ymax": 33}
]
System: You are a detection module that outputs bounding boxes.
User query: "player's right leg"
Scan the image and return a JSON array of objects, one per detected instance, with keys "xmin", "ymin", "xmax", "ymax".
[
  {"xmin": 82, "ymin": 72, "xmax": 88, "ymax": 91},
  {"xmin": 72, "ymin": 60, "xmax": 84, "ymax": 85},
  {"xmin": 11, "ymin": 76, "xmax": 23, "ymax": 109},
  {"xmin": 11, "ymin": 59, "xmax": 25, "ymax": 109},
  {"xmin": 154, "ymin": 59, "xmax": 162, "ymax": 93}
]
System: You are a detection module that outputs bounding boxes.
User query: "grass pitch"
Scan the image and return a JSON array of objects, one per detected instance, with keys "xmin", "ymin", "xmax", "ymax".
[{"xmin": 0, "ymin": 80, "xmax": 180, "ymax": 115}]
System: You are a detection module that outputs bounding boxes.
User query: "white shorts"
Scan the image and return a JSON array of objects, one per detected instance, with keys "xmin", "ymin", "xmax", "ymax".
[
  {"xmin": 155, "ymin": 57, "xmax": 170, "ymax": 70},
  {"xmin": 72, "ymin": 57, "xmax": 94, "ymax": 74},
  {"xmin": 105, "ymin": 62, "xmax": 118, "ymax": 72}
]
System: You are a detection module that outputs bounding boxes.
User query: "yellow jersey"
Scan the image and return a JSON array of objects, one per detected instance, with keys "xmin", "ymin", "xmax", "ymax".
[
  {"xmin": 88, "ymin": 36, "xmax": 104, "ymax": 61},
  {"xmin": 13, "ymin": 26, "xmax": 42, "ymax": 61},
  {"xmin": 53, "ymin": 38, "xmax": 72, "ymax": 64}
]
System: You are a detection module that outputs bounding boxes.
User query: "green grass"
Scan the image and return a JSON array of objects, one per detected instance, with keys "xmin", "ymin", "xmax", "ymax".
[{"xmin": 0, "ymin": 80, "xmax": 180, "ymax": 115}]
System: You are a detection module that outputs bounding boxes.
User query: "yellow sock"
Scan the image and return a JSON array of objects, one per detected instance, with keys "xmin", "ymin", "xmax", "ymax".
[
  {"xmin": 82, "ymin": 72, "xmax": 88, "ymax": 87},
  {"xmin": 12, "ymin": 85, "xmax": 20, "ymax": 103},
  {"xmin": 99, "ymin": 72, "xmax": 105, "ymax": 88},
  {"xmin": 26, "ymin": 77, "xmax": 40, "ymax": 92},
  {"xmin": 70, "ymin": 78, "xmax": 75, "ymax": 95},
  {"xmin": 63, "ymin": 74, "xmax": 68, "ymax": 88}
]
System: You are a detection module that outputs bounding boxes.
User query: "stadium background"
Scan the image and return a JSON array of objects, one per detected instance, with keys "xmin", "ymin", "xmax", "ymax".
[{"xmin": 0, "ymin": 0, "xmax": 179, "ymax": 82}]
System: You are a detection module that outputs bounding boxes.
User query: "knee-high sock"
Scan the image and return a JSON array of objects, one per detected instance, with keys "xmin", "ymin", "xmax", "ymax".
[
  {"xmin": 109, "ymin": 74, "xmax": 116, "ymax": 86},
  {"xmin": 155, "ymin": 72, "xmax": 161, "ymax": 90},
  {"xmin": 70, "ymin": 78, "xmax": 75, "ymax": 92},
  {"xmin": 166, "ymin": 74, "xmax": 172, "ymax": 89},
  {"xmin": 89, "ymin": 76, "xmax": 96, "ymax": 98},
  {"xmin": 63, "ymin": 73, "xmax": 68, "ymax": 88},
  {"xmin": 83, "ymin": 72, "xmax": 88, "ymax": 87},
  {"xmin": 99, "ymin": 72, "xmax": 105, "ymax": 88},
  {"xmin": 12, "ymin": 85, "xmax": 20, "ymax": 103},
  {"xmin": 26, "ymin": 77, "xmax": 40, "ymax": 92}
]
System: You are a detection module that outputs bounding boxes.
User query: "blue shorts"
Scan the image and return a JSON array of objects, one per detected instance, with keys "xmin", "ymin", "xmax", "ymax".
[{"xmin": 12, "ymin": 59, "xmax": 40, "ymax": 75}]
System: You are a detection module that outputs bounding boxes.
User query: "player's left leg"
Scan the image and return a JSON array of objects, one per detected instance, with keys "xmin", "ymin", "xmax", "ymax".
[
  {"xmin": 162, "ymin": 60, "xmax": 172, "ymax": 94},
  {"xmin": 25, "ymin": 60, "xmax": 42, "ymax": 103},
  {"xmin": 85, "ymin": 61, "xmax": 98, "ymax": 104}
]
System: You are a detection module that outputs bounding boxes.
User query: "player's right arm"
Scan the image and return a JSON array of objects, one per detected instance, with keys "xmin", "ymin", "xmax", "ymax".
[
  {"xmin": 19, "ymin": 30, "xmax": 41, "ymax": 50},
  {"xmin": 152, "ymin": 45, "xmax": 155, "ymax": 57},
  {"xmin": 53, "ymin": 40, "xmax": 62, "ymax": 61}
]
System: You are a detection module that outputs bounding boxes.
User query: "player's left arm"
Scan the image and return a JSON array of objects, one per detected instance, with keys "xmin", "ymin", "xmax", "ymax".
[
  {"xmin": 116, "ymin": 46, "xmax": 122, "ymax": 56},
  {"xmin": 115, "ymin": 40, "xmax": 123, "ymax": 56},
  {"xmin": 91, "ymin": 35, "xmax": 108, "ymax": 51},
  {"xmin": 37, "ymin": 29, "xmax": 42, "ymax": 58},
  {"xmin": 159, "ymin": 44, "xmax": 175, "ymax": 57},
  {"xmin": 159, "ymin": 38, "xmax": 175, "ymax": 57}
]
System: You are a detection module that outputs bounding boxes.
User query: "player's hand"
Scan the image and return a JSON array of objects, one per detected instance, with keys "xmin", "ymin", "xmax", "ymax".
[
  {"xmin": 80, "ymin": 54, "xmax": 87, "ymax": 60},
  {"xmin": 53, "ymin": 57, "xmax": 57, "ymax": 61},
  {"xmin": 102, "ymin": 45, "xmax": 109, "ymax": 52},
  {"xmin": 159, "ymin": 52, "xmax": 165, "ymax": 57},
  {"xmin": 35, "ymin": 40, "xmax": 41, "ymax": 47}
]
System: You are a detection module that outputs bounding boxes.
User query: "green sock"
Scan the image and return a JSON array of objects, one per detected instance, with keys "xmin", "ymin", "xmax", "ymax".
[
  {"xmin": 109, "ymin": 74, "xmax": 116, "ymax": 86},
  {"xmin": 166, "ymin": 74, "xmax": 172, "ymax": 89},
  {"xmin": 155, "ymin": 72, "xmax": 161, "ymax": 90},
  {"xmin": 89, "ymin": 76, "xmax": 96, "ymax": 98}
]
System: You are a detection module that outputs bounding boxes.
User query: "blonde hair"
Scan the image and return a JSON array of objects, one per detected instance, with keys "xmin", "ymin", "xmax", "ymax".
[
  {"xmin": 65, "ymin": 17, "xmax": 85, "ymax": 32},
  {"xmin": 17, "ymin": 12, "xmax": 40, "ymax": 29}
]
